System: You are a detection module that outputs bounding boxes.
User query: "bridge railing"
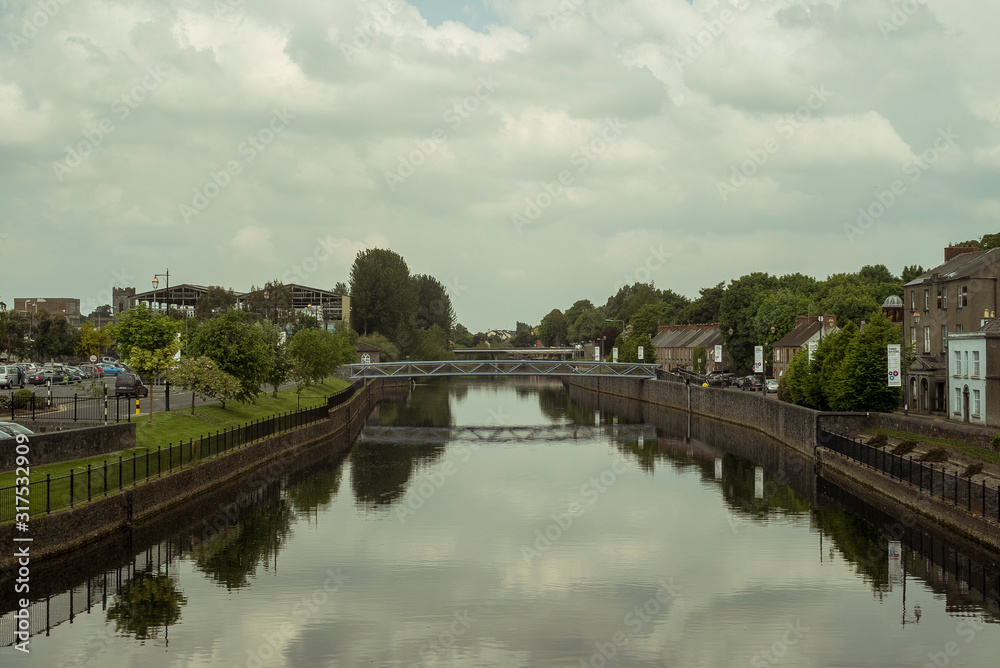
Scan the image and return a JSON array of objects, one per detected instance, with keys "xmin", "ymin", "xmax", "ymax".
[{"xmin": 347, "ymin": 360, "xmax": 660, "ymax": 380}]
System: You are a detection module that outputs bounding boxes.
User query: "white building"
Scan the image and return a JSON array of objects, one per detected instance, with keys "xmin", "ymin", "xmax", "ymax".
[{"xmin": 946, "ymin": 316, "xmax": 1000, "ymax": 426}]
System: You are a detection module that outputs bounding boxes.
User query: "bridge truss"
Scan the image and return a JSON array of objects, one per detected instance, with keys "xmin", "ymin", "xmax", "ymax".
[
  {"xmin": 357, "ymin": 424, "xmax": 657, "ymax": 444},
  {"xmin": 347, "ymin": 360, "xmax": 659, "ymax": 380}
]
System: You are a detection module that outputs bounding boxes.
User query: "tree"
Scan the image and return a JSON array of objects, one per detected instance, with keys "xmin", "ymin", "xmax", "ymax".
[
  {"xmin": 166, "ymin": 356, "xmax": 242, "ymax": 413},
  {"xmin": 538, "ymin": 309, "xmax": 568, "ymax": 347},
  {"xmin": 571, "ymin": 306, "xmax": 607, "ymax": 343},
  {"xmin": 75, "ymin": 321, "xmax": 113, "ymax": 358},
  {"xmin": 287, "ymin": 328, "xmax": 354, "ymax": 387},
  {"xmin": 358, "ymin": 333, "xmax": 399, "ymax": 362},
  {"xmin": 0, "ymin": 310, "xmax": 31, "ymax": 361},
  {"xmin": 289, "ymin": 313, "xmax": 320, "ymax": 337},
  {"xmin": 106, "ymin": 571, "xmax": 188, "ymax": 640},
  {"xmin": 511, "ymin": 322, "xmax": 535, "ymax": 348},
  {"xmin": 187, "ymin": 309, "xmax": 271, "ymax": 404},
  {"xmin": 829, "ymin": 314, "xmax": 902, "ymax": 412},
  {"xmin": 410, "ymin": 324, "xmax": 454, "ymax": 361},
  {"xmin": 812, "ymin": 322, "xmax": 858, "ymax": 410},
  {"xmin": 108, "ymin": 305, "xmax": 180, "ymax": 422},
  {"xmin": 630, "ymin": 302, "xmax": 669, "ymax": 336},
  {"xmin": 242, "ymin": 281, "xmax": 293, "ymax": 325},
  {"xmin": 720, "ymin": 272, "xmax": 779, "ymax": 373},
  {"xmin": 682, "ymin": 282, "xmax": 724, "ymax": 324},
  {"xmin": 452, "ymin": 323, "xmax": 473, "ymax": 347},
  {"xmin": 261, "ymin": 321, "xmax": 293, "ymax": 397},
  {"xmin": 692, "ymin": 346, "xmax": 707, "ymax": 374},
  {"xmin": 900, "ymin": 264, "xmax": 925, "ymax": 284},
  {"xmin": 349, "ymin": 248, "xmax": 416, "ymax": 339},
  {"xmin": 564, "ymin": 300, "xmax": 594, "ymax": 341},
  {"xmin": 334, "ymin": 281, "xmax": 349, "ymax": 296},
  {"xmin": 194, "ymin": 285, "xmax": 238, "ymax": 321},
  {"xmin": 618, "ymin": 331, "xmax": 657, "ymax": 364},
  {"xmin": 820, "ymin": 283, "xmax": 880, "ymax": 327},
  {"xmin": 412, "ymin": 274, "xmax": 455, "ymax": 334}
]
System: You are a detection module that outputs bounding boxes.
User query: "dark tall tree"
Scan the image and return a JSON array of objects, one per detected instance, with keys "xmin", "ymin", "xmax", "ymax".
[
  {"xmin": 511, "ymin": 321, "xmax": 535, "ymax": 347},
  {"xmin": 538, "ymin": 309, "xmax": 568, "ymax": 347},
  {"xmin": 194, "ymin": 285, "xmax": 238, "ymax": 321},
  {"xmin": 900, "ymin": 264, "xmax": 925, "ymax": 284},
  {"xmin": 412, "ymin": 274, "xmax": 455, "ymax": 334},
  {"xmin": 349, "ymin": 248, "xmax": 416, "ymax": 339},
  {"xmin": 719, "ymin": 272, "xmax": 779, "ymax": 374},
  {"xmin": 242, "ymin": 281, "xmax": 292, "ymax": 325},
  {"xmin": 682, "ymin": 282, "xmax": 724, "ymax": 324}
]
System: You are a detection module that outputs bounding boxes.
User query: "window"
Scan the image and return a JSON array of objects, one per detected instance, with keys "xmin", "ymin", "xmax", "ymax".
[
  {"xmin": 956, "ymin": 324, "xmax": 963, "ymax": 333},
  {"xmin": 923, "ymin": 326, "xmax": 930, "ymax": 353},
  {"xmin": 937, "ymin": 288, "xmax": 942, "ymax": 308},
  {"xmin": 955, "ymin": 351, "xmax": 962, "ymax": 376},
  {"xmin": 924, "ymin": 289, "xmax": 929, "ymax": 310},
  {"xmin": 960, "ymin": 285, "xmax": 968, "ymax": 307},
  {"xmin": 943, "ymin": 288, "xmax": 948, "ymax": 309},
  {"xmin": 973, "ymin": 390, "xmax": 981, "ymax": 417},
  {"xmin": 955, "ymin": 388, "xmax": 962, "ymax": 415},
  {"xmin": 963, "ymin": 351, "xmax": 969, "ymax": 376},
  {"xmin": 973, "ymin": 351, "xmax": 980, "ymax": 377},
  {"xmin": 941, "ymin": 325, "xmax": 948, "ymax": 352},
  {"xmin": 910, "ymin": 290, "xmax": 915, "ymax": 310},
  {"xmin": 910, "ymin": 327, "xmax": 916, "ymax": 346}
]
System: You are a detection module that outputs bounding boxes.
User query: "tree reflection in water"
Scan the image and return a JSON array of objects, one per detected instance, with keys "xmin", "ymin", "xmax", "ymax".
[{"xmin": 106, "ymin": 569, "xmax": 188, "ymax": 641}]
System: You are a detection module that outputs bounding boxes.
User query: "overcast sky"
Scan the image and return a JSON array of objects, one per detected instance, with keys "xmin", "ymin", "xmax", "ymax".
[{"xmin": 2, "ymin": 0, "xmax": 997, "ymax": 332}]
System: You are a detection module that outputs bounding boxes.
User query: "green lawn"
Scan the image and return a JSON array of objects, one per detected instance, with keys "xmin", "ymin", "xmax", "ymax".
[
  {"xmin": 0, "ymin": 377, "xmax": 351, "ymax": 518},
  {"xmin": 868, "ymin": 427, "xmax": 1000, "ymax": 465}
]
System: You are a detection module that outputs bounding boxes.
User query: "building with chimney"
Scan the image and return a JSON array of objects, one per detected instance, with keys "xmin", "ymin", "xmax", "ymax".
[{"xmin": 771, "ymin": 315, "xmax": 838, "ymax": 378}]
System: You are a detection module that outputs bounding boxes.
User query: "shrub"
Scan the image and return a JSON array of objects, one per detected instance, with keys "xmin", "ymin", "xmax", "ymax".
[
  {"xmin": 867, "ymin": 434, "xmax": 888, "ymax": 448},
  {"xmin": 892, "ymin": 440, "xmax": 918, "ymax": 456},
  {"xmin": 991, "ymin": 433, "xmax": 1000, "ymax": 450},
  {"xmin": 918, "ymin": 447, "xmax": 950, "ymax": 463},
  {"xmin": 962, "ymin": 463, "xmax": 984, "ymax": 478},
  {"xmin": 14, "ymin": 389, "xmax": 34, "ymax": 409},
  {"xmin": 0, "ymin": 394, "xmax": 9, "ymax": 412}
]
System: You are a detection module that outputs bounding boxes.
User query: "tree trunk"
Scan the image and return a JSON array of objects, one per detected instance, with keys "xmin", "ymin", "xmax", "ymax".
[
  {"xmin": 147, "ymin": 384, "xmax": 153, "ymax": 424},
  {"xmin": 191, "ymin": 392, "xmax": 195, "ymax": 415}
]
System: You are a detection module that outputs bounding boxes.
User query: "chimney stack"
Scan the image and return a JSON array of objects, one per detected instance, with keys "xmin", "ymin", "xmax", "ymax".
[{"xmin": 945, "ymin": 244, "xmax": 979, "ymax": 262}]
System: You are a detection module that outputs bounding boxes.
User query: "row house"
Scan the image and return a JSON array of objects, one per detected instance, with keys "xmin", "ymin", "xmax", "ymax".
[
  {"xmin": 946, "ymin": 318, "xmax": 1000, "ymax": 426},
  {"xmin": 771, "ymin": 315, "xmax": 838, "ymax": 378},
  {"xmin": 652, "ymin": 324, "xmax": 730, "ymax": 374},
  {"xmin": 903, "ymin": 245, "xmax": 1000, "ymax": 415}
]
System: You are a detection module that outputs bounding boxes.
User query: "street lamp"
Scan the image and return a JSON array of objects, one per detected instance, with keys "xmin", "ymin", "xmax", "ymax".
[
  {"xmin": 152, "ymin": 270, "xmax": 170, "ymax": 314},
  {"xmin": 27, "ymin": 299, "xmax": 46, "ymax": 361},
  {"xmin": 762, "ymin": 324, "xmax": 775, "ymax": 397}
]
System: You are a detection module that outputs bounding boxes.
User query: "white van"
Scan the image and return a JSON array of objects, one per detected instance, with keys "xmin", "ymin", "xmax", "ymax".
[{"xmin": 0, "ymin": 365, "xmax": 23, "ymax": 389}]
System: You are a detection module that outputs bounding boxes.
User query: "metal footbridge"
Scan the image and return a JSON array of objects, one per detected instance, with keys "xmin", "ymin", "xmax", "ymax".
[
  {"xmin": 357, "ymin": 424, "xmax": 657, "ymax": 444},
  {"xmin": 347, "ymin": 360, "xmax": 659, "ymax": 380}
]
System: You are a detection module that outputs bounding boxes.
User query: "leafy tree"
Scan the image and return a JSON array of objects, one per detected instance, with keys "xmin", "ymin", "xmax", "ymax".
[
  {"xmin": 288, "ymin": 328, "xmax": 353, "ymax": 387},
  {"xmin": 349, "ymin": 248, "xmax": 416, "ymax": 339},
  {"xmin": 538, "ymin": 309, "xmax": 568, "ymax": 346},
  {"xmin": 412, "ymin": 274, "xmax": 455, "ymax": 334},
  {"xmin": 261, "ymin": 321, "xmax": 293, "ymax": 397},
  {"xmin": 108, "ymin": 305, "xmax": 180, "ymax": 422},
  {"xmin": 829, "ymin": 314, "xmax": 902, "ymax": 412},
  {"xmin": 452, "ymin": 323, "xmax": 473, "ymax": 347},
  {"xmin": 511, "ymin": 322, "xmax": 535, "ymax": 348},
  {"xmin": 194, "ymin": 285, "xmax": 238, "ymax": 321},
  {"xmin": 900, "ymin": 264, "xmax": 925, "ymax": 284},
  {"xmin": 753, "ymin": 289, "xmax": 811, "ymax": 354},
  {"xmin": 75, "ymin": 321, "xmax": 113, "ymax": 358},
  {"xmin": 289, "ymin": 313, "xmax": 320, "ymax": 337},
  {"xmin": 564, "ymin": 300, "xmax": 594, "ymax": 340},
  {"xmin": 682, "ymin": 282, "xmax": 724, "ymax": 324},
  {"xmin": 166, "ymin": 356, "xmax": 242, "ymax": 412},
  {"xmin": 812, "ymin": 322, "xmax": 858, "ymax": 410},
  {"xmin": 630, "ymin": 302, "xmax": 669, "ymax": 336},
  {"xmin": 720, "ymin": 272, "xmax": 778, "ymax": 373},
  {"xmin": 410, "ymin": 324, "xmax": 454, "ymax": 361},
  {"xmin": 618, "ymin": 331, "xmax": 657, "ymax": 363},
  {"xmin": 187, "ymin": 309, "xmax": 271, "ymax": 403},
  {"xmin": 242, "ymin": 281, "xmax": 292, "ymax": 326},
  {"xmin": 334, "ymin": 281, "xmax": 349, "ymax": 296},
  {"xmin": 618, "ymin": 284, "xmax": 664, "ymax": 324},
  {"xmin": 570, "ymin": 306, "xmax": 607, "ymax": 343},
  {"xmin": 779, "ymin": 348, "xmax": 811, "ymax": 406},
  {"xmin": 692, "ymin": 346, "xmax": 707, "ymax": 374},
  {"xmin": 32, "ymin": 310, "xmax": 76, "ymax": 360},
  {"xmin": 358, "ymin": 333, "xmax": 399, "ymax": 362},
  {"xmin": 819, "ymin": 282, "xmax": 880, "ymax": 327},
  {"xmin": 0, "ymin": 310, "xmax": 31, "ymax": 361}
]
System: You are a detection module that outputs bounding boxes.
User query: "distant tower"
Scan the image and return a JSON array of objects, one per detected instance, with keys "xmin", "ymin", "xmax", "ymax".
[
  {"xmin": 112, "ymin": 287, "xmax": 136, "ymax": 320},
  {"xmin": 882, "ymin": 295, "xmax": 904, "ymax": 324}
]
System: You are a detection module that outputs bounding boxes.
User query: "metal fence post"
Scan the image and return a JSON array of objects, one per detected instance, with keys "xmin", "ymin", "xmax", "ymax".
[
  {"xmin": 103, "ymin": 460, "xmax": 108, "ymax": 496},
  {"xmin": 46, "ymin": 474, "xmax": 50, "ymax": 514},
  {"xmin": 982, "ymin": 480, "xmax": 987, "ymax": 517},
  {"xmin": 70, "ymin": 470, "xmax": 74, "ymax": 508},
  {"xmin": 157, "ymin": 447, "xmax": 162, "ymax": 477},
  {"xmin": 74, "ymin": 394, "xmax": 78, "ymax": 422},
  {"xmin": 119, "ymin": 456, "xmax": 123, "ymax": 491},
  {"xmin": 87, "ymin": 465, "xmax": 92, "ymax": 502},
  {"xmin": 169, "ymin": 444, "xmax": 172, "ymax": 473}
]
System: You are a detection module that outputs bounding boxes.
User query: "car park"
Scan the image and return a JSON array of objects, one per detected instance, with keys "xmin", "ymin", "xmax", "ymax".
[{"xmin": 115, "ymin": 373, "xmax": 148, "ymax": 398}]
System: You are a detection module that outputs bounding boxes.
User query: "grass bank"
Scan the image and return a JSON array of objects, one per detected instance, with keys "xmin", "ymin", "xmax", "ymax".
[{"xmin": 868, "ymin": 427, "xmax": 1000, "ymax": 466}]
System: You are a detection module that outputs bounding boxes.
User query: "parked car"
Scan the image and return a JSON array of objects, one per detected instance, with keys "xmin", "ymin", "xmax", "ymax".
[
  {"xmin": 765, "ymin": 378, "xmax": 779, "ymax": 393},
  {"xmin": 741, "ymin": 375, "xmax": 763, "ymax": 391},
  {"xmin": 115, "ymin": 373, "xmax": 148, "ymax": 398},
  {"xmin": 0, "ymin": 422, "xmax": 34, "ymax": 437},
  {"xmin": 721, "ymin": 373, "xmax": 739, "ymax": 387},
  {"xmin": 27, "ymin": 370, "xmax": 47, "ymax": 385},
  {"xmin": 83, "ymin": 364, "xmax": 105, "ymax": 378},
  {"xmin": 101, "ymin": 356, "xmax": 119, "ymax": 364},
  {"xmin": 28, "ymin": 368, "xmax": 68, "ymax": 385},
  {"xmin": 0, "ymin": 365, "xmax": 24, "ymax": 389},
  {"xmin": 65, "ymin": 367, "xmax": 84, "ymax": 383},
  {"xmin": 99, "ymin": 363, "xmax": 125, "ymax": 376}
]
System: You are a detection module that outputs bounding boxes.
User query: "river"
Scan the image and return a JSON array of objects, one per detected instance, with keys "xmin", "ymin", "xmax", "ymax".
[{"xmin": 3, "ymin": 378, "xmax": 999, "ymax": 667}]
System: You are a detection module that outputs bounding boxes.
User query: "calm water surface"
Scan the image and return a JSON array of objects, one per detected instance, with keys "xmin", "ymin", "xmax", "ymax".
[{"xmin": 9, "ymin": 379, "xmax": 1000, "ymax": 667}]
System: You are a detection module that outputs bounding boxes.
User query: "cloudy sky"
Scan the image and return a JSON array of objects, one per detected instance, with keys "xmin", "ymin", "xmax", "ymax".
[{"xmin": 1, "ymin": 0, "xmax": 998, "ymax": 331}]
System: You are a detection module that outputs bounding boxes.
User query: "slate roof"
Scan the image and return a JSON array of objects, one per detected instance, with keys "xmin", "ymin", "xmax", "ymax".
[
  {"xmin": 774, "ymin": 321, "xmax": 825, "ymax": 349},
  {"xmin": 903, "ymin": 248, "xmax": 1000, "ymax": 287},
  {"xmin": 652, "ymin": 324, "xmax": 723, "ymax": 350},
  {"xmin": 356, "ymin": 342, "xmax": 381, "ymax": 352}
]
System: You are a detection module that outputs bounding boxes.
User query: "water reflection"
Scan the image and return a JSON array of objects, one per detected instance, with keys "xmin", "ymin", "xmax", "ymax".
[{"xmin": 107, "ymin": 569, "xmax": 187, "ymax": 641}]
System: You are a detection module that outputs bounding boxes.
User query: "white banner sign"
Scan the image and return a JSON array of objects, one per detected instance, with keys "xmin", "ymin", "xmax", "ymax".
[
  {"xmin": 887, "ymin": 344, "xmax": 901, "ymax": 387},
  {"xmin": 612, "ymin": 347, "xmax": 619, "ymax": 363},
  {"xmin": 753, "ymin": 346, "xmax": 764, "ymax": 373},
  {"xmin": 714, "ymin": 344, "xmax": 722, "ymax": 363},
  {"xmin": 754, "ymin": 467, "xmax": 764, "ymax": 499},
  {"xmin": 808, "ymin": 341, "xmax": 818, "ymax": 362},
  {"xmin": 595, "ymin": 346, "xmax": 600, "ymax": 361},
  {"xmin": 888, "ymin": 541, "xmax": 903, "ymax": 584},
  {"xmin": 638, "ymin": 345, "xmax": 644, "ymax": 360}
]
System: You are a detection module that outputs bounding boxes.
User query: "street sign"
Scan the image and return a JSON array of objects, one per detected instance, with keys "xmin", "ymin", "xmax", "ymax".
[
  {"xmin": 638, "ymin": 345, "xmax": 644, "ymax": 361},
  {"xmin": 714, "ymin": 344, "xmax": 722, "ymax": 363},
  {"xmin": 89, "ymin": 354, "xmax": 97, "ymax": 363},
  {"xmin": 612, "ymin": 347, "xmax": 619, "ymax": 363},
  {"xmin": 887, "ymin": 344, "xmax": 901, "ymax": 387},
  {"xmin": 594, "ymin": 346, "xmax": 600, "ymax": 361},
  {"xmin": 753, "ymin": 346, "xmax": 764, "ymax": 373},
  {"xmin": 808, "ymin": 341, "xmax": 818, "ymax": 362}
]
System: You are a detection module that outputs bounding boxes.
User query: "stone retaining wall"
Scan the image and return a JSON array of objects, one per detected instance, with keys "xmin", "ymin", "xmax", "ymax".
[
  {"xmin": 0, "ymin": 423, "xmax": 135, "ymax": 471},
  {"xmin": 0, "ymin": 379, "xmax": 407, "ymax": 570}
]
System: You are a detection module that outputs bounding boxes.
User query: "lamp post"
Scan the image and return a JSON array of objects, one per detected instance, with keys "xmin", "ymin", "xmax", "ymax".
[
  {"xmin": 906, "ymin": 311, "xmax": 921, "ymax": 415},
  {"xmin": 152, "ymin": 270, "xmax": 170, "ymax": 315},
  {"xmin": 264, "ymin": 290, "xmax": 277, "ymax": 324},
  {"xmin": 762, "ymin": 324, "xmax": 775, "ymax": 397}
]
